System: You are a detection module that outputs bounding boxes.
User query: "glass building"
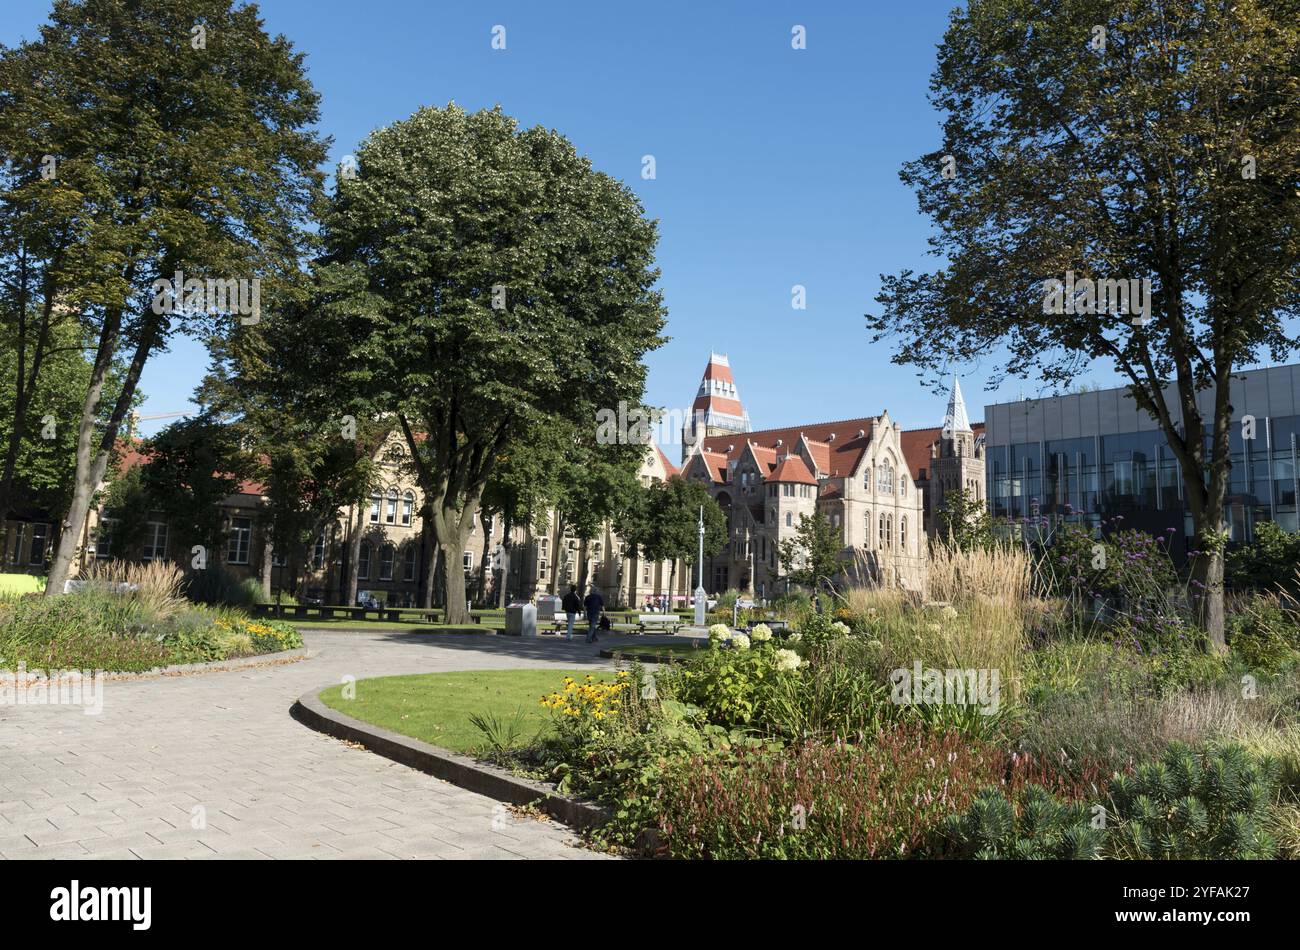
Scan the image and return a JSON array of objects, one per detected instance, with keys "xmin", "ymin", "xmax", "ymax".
[{"xmin": 982, "ymin": 364, "xmax": 1300, "ymax": 555}]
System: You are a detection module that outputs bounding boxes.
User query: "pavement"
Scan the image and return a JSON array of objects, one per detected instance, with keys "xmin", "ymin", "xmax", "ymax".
[{"xmin": 0, "ymin": 628, "xmax": 663, "ymax": 860}]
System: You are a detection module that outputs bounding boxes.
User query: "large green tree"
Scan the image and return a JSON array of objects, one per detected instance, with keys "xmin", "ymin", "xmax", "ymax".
[
  {"xmin": 1, "ymin": 0, "xmax": 328, "ymax": 594},
  {"xmin": 619, "ymin": 476, "xmax": 727, "ymax": 597},
  {"xmin": 307, "ymin": 104, "xmax": 666, "ymax": 623},
  {"xmin": 867, "ymin": 0, "xmax": 1300, "ymax": 651},
  {"xmin": 778, "ymin": 512, "xmax": 845, "ymax": 592}
]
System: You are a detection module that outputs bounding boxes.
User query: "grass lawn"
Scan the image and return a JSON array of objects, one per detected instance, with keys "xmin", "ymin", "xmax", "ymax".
[
  {"xmin": 0, "ymin": 573, "xmax": 44, "ymax": 597},
  {"xmin": 318, "ymin": 669, "xmax": 597, "ymax": 753}
]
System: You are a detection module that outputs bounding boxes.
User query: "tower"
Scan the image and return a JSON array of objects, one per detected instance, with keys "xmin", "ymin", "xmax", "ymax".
[
  {"xmin": 927, "ymin": 376, "xmax": 985, "ymax": 534},
  {"xmin": 683, "ymin": 352, "xmax": 751, "ymax": 461}
]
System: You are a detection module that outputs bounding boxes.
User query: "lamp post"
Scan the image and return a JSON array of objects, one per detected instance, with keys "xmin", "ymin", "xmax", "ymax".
[{"xmin": 694, "ymin": 504, "xmax": 707, "ymax": 626}]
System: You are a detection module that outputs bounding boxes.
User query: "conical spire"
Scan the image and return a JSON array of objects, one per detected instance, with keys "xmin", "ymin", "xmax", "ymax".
[
  {"xmin": 942, "ymin": 375, "xmax": 972, "ymax": 437},
  {"xmin": 683, "ymin": 352, "xmax": 751, "ymax": 461}
]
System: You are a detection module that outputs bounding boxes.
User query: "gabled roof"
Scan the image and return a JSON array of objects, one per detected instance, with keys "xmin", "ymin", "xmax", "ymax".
[
  {"xmin": 701, "ymin": 417, "xmax": 875, "ymax": 479},
  {"xmin": 654, "ymin": 444, "xmax": 680, "ymax": 479},
  {"xmin": 114, "ymin": 438, "xmax": 268, "ymax": 497},
  {"xmin": 769, "ymin": 454, "xmax": 817, "ymax": 485}
]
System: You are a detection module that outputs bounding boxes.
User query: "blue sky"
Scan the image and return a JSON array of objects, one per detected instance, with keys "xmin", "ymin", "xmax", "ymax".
[{"xmin": 4, "ymin": 0, "xmax": 1271, "ymax": 446}]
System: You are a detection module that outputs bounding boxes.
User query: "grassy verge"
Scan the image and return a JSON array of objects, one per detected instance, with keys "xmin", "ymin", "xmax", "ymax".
[
  {"xmin": 279, "ymin": 616, "xmax": 500, "ymax": 632},
  {"xmin": 0, "ymin": 573, "xmax": 44, "ymax": 597},
  {"xmin": 606, "ymin": 641, "xmax": 706, "ymax": 659},
  {"xmin": 318, "ymin": 669, "xmax": 592, "ymax": 753}
]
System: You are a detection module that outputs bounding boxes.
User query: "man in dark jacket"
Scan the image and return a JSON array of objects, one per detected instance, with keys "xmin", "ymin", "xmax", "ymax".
[
  {"xmin": 583, "ymin": 586, "xmax": 604, "ymax": 643},
  {"xmin": 561, "ymin": 585, "xmax": 582, "ymax": 641}
]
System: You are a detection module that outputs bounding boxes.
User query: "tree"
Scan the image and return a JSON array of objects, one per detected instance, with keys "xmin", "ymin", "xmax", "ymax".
[
  {"xmin": 620, "ymin": 477, "xmax": 727, "ymax": 596},
  {"xmin": 936, "ymin": 487, "xmax": 995, "ymax": 552},
  {"xmin": 137, "ymin": 413, "xmax": 249, "ymax": 561},
  {"xmin": 778, "ymin": 512, "xmax": 844, "ymax": 591},
  {"xmin": 308, "ymin": 104, "xmax": 666, "ymax": 623},
  {"xmin": 5, "ymin": 0, "xmax": 328, "ymax": 594},
  {"xmin": 867, "ymin": 0, "xmax": 1300, "ymax": 651}
]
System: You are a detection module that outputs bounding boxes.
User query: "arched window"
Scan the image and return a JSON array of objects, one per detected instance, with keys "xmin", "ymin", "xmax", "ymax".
[
  {"xmin": 385, "ymin": 488, "xmax": 398, "ymax": 524},
  {"xmin": 358, "ymin": 541, "xmax": 372, "ymax": 579},
  {"xmin": 379, "ymin": 543, "xmax": 395, "ymax": 580},
  {"xmin": 879, "ymin": 513, "xmax": 886, "ymax": 547},
  {"xmin": 900, "ymin": 516, "xmax": 907, "ymax": 551},
  {"xmin": 865, "ymin": 514, "xmax": 873, "ymax": 549},
  {"xmin": 900, "ymin": 475, "xmax": 908, "ymax": 496},
  {"xmin": 785, "ymin": 512, "xmax": 792, "ymax": 527},
  {"xmin": 886, "ymin": 515, "xmax": 893, "ymax": 548},
  {"xmin": 368, "ymin": 493, "xmax": 381, "ymax": 523},
  {"xmin": 878, "ymin": 460, "xmax": 894, "ymax": 494},
  {"xmin": 402, "ymin": 491, "xmax": 414, "ymax": 525}
]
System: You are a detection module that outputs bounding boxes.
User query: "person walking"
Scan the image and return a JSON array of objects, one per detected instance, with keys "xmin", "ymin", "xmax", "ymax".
[
  {"xmin": 583, "ymin": 585, "xmax": 605, "ymax": 643},
  {"xmin": 561, "ymin": 584, "xmax": 581, "ymax": 641}
]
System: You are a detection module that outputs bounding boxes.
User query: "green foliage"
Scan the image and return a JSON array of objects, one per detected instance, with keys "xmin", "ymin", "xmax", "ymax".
[
  {"xmin": 183, "ymin": 567, "xmax": 263, "ymax": 609},
  {"xmin": 942, "ymin": 785, "xmax": 1105, "ymax": 859},
  {"xmin": 1108, "ymin": 743, "xmax": 1280, "ymax": 859},
  {"xmin": 1227, "ymin": 522, "xmax": 1300, "ymax": 594},
  {"xmin": 1226, "ymin": 592, "xmax": 1300, "ymax": 671},
  {"xmin": 657, "ymin": 644, "xmax": 783, "ymax": 729},
  {"xmin": 778, "ymin": 512, "xmax": 845, "ymax": 590},
  {"xmin": 936, "ymin": 487, "xmax": 994, "ymax": 552},
  {"xmin": 619, "ymin": 476, "xmax": 726, "ymax": 568}
]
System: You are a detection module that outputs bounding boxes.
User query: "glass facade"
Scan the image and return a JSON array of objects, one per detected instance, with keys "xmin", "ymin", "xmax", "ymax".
[{"xmin": 985, "ymin": 377, "xmax": 1300, "ymax": 555}]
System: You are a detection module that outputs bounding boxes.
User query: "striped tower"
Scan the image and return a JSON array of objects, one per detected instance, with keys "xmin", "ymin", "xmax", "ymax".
[{"xmin": 683, "ymin": 352, "xmax": 751, "ymax": 462}]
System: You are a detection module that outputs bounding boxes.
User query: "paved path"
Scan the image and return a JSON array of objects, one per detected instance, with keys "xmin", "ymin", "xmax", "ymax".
[{"xmin": 0, "ymin": 629, "xmax": 645, "ymax": 860}]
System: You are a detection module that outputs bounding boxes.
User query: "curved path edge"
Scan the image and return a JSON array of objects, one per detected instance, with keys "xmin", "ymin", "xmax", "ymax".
[
  {"xmin": 2, "ymin": 647, "xmax": 311, "ymax": 683},
  {"xmin": 290, "ymin": 685, "xmax": 610, "ymax": 832}
]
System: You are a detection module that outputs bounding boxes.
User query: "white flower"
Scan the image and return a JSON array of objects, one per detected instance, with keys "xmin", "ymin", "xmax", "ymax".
[
  {"xmin": 751, "ymin": 624, "xmax": 772, "ymax": 642},
  {"xmin": 732, "ymin": 633, "xmax": 751, "ymax": 650},
  {"xmin": 775, "ymin": 649, "xmax": 802, "ymax": 671},
  {"xmin": 940, "ymin": 605, "xmax": 959, "ymax": 621},
  {"xmin": 788, "ymin": 632, "xmax": 802, "ymax": 642},
  {"xmin": 832, "ymin": 621, "xmax": 850, "ymax": 635},
  {"xmin": 708, "ymin": 623, "xmax": 732, "ymax": 642}
]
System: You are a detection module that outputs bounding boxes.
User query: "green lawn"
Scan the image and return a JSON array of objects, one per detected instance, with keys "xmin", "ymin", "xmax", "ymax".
[
  {"xmin": 0, "ymin": 573, "xmax": 44, "ymax": 597},
  {"xmin": 318, "ymin": 669, "xmax": 596, "ymax": 753}
]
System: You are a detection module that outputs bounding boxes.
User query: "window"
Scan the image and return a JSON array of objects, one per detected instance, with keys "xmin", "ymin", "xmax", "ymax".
[
  {"xmin": 878, "ymin": 513, "xmax": 886, "ymax": 548},
  {"xmin": 785, "ymin": 512, "xmax": 792, "ymax": 527},
  {"xmin": 227, "ymin": 518, "xmax": 251, "ymax": 564},
  {"xmin": 403, "ymin": 545, "xmax": 417, "ymax": 582},
  {"xmin": 463, "ymin": 550, "xmax": 473, "ymax": 573},
  {"xmin": 369, "ymin": 493, "xmax": 381, "ymax": 523},
  {"xmin": 401, "ymin": 492, "xmax": 414, "ymax": 526},
  {"xmin": 385, "ymin": 489, "xmax": 398, "ymax": 525},
  {"xmin": 28, "ymin": 522, "xmax": 49, "ymax": 566},
  {"xmin": 312, "ymin": 534, "xmax": 326, "ymax": 570},
  {"xmin": 379, "ymin": 544, "xmax": 394, "ymax": 580},
  {"xmin": 358, "ymin": 541, "xmax": 371, "ymax": 579},
  {"xmin": 96, "ymin": 515, "xmax": 114, "ymax": 559},
  {"xmin": 642, "ymin": 564, "xmax": 650, "ymax": 583},
  {"xmin": 900, "ymin": 475, "xmax": 908, "ymax": 496},
  {"xmin": 145, "ymin": 522, "xmax": 169, "ymax": 562},
  {"xmin": 900, "ymin": 516, "xmax": 907, "ymax": 551},
  {"xmin": 878, "ymin": 461, "xmax": 895, "ymax": 494},
  {"xmin": 866, "ymin": 514, "xmax": 873, "ymax": 549}
]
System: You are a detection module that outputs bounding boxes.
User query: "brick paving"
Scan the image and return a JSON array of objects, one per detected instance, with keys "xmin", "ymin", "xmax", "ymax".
[{"xmin": 0, "ymin": 629, "xmax": 634, "ymax": 860}]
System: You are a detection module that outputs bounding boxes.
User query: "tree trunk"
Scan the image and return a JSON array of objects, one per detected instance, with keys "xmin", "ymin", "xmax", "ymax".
[
  {"xmin": 260, "ymin": 538, "xmax": 273, "ymax": 600},
  {"xmin": 548, "ymin": 513, "xmax": 566, "ymax": 596},
  {"xmin": 497, "ymin": 515, "xmax": 513, "ymax": 609},
  {"xmin": 440, "ymin": 531, "xmax": 472, "ymax": 624},
  {"xmin": 419, "ymin": 504, "xmax": 438, "ymax": 609},
  {"xmin": 346, "ymin": 504, "xmax": 364, "ymax": 606},
  {"xmin": 577, "ymin": 538, "xmax": 590, "ymax": 591},
  {"xmin": 476, "ymin": 508, "xmax": 493, "ymax": 604}
]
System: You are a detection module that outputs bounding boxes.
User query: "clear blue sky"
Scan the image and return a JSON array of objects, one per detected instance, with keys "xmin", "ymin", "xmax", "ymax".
[{"xmin": 5, "ymin": 0, "xmax": 1284, "ymax": 445}]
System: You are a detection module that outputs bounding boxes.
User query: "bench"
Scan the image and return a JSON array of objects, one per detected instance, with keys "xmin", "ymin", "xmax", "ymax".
[{"xmin": 636, "ymin": 613, "xmax": 681, "ymax": 635}]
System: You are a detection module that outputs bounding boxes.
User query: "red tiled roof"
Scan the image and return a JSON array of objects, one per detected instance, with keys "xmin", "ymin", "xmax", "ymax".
[
  {"xmin": 654, "ymin": 444, "xmax": 679, "ymax": 479},
  {"xmin": 702, "ymin": 417, "xmax": 876, "ymax": 479},
  {"xmin": 113, "ymin": 438, "xmax": 268, "ymax": 497},
  {"xmin": 819, "ymin": 484, "xmax": 843, "ymax": 500},
  {"xmin": 769, "ymin": 455, "xmax": 817, "ymax": 485},
  {"xmin": 899, "ymin": 423, "xmax": 986, "ymax": 482}
]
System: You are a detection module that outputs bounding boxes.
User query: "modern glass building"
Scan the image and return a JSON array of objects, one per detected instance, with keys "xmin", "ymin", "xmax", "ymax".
[{"xmin": 981, "ymin": 364, "xmax": 1300, "ymax": 553}]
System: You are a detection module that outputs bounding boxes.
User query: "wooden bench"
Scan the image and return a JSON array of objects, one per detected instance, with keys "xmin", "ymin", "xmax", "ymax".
[{"xmin": 636, "ymin": 613, "xmax": 681, "ymax": 635}]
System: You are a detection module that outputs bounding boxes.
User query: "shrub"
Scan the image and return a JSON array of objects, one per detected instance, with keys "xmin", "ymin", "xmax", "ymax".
[
  {"xmin": 657, "ymin": 642, "xmax": 798, "ymax": 729},
  {"xmin": 1107, "ymin": 742, "xmax": 1280, "ymax": 859},
  {"xmin": 649, "ymin": 728, "xmax": 1010, "ymax": 859},
  {"xmin": 1226, "ymin": 591, "xmax": 1300, "ymax": 671},
  {"xmin": 183, "ymin": 566, "xmax": 263, "ymax": 608},
  {"xmin": 1226, "ymin": 522, "xmax": 1300, "ymax": 594},
  {"xmin": 941, "ymin": 785, "xmax": 1106, "ymax": 859}
]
